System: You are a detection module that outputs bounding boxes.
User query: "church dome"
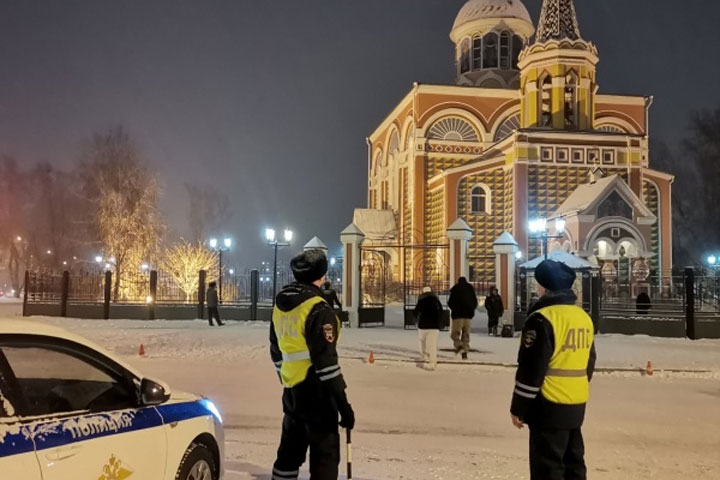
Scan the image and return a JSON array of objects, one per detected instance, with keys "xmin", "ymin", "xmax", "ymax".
[
  {"xmin": 450, "ymin": 0, "xmax": 535, "ymax": 88},
  {"xmin": 453, "ymin": 0, "xmax": 533, "ymax": 31}
]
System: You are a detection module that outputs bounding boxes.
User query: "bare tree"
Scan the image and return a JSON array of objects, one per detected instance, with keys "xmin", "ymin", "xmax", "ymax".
[
  {"xmin": 0, "ymin": 157, "xmax": 32, "ymax": 295},
  {"xmin": 80, "ymin": 127, "xmax": 163, "ymax": 301},
  {"xmin": 185, "ymin": 183, "xmax": 233, "ymax": 242},
  {"xmin": 160, "ymin": 241, "xmax": 219, "ymax": 302}
]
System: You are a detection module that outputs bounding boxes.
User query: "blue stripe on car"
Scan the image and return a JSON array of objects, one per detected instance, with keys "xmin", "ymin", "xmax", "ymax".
[{"xmin": 0, "ymin": 400, "xmax": 210, "ymax": 458}]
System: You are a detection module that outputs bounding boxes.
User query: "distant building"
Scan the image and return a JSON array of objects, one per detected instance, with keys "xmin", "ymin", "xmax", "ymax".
[{"xmin": 355, "ymin": 0, "xmax": 672, "ymax": 286}]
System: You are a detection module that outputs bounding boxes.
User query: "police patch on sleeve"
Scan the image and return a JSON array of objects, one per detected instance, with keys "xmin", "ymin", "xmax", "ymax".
[
  {"xmin": 523, "ymin": 330, "xmax": 537, "ymax": 348},
  {"xmin": 323, "ymin": 323, "xmax": 336, "ymax": 343}
]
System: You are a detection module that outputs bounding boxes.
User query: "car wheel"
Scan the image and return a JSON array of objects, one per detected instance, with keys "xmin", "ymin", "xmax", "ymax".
[{"xmin": 175, "ymin": 443, "xmax": 216, "ymax": 480}]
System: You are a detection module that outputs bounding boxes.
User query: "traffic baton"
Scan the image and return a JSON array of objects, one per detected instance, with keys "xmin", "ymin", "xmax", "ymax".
[{"xmin": 346, "ymin": 428, "xmax": 353, "ymax": 480}]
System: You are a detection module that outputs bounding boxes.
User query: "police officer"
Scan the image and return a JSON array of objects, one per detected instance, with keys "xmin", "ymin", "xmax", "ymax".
[
  {"xmin": 270, "ymin": 249, "xmax": 354, "ymax": 480},
  {"xmin": 510, "ymin": 260, "xmax": 597, "ymax": 480}
]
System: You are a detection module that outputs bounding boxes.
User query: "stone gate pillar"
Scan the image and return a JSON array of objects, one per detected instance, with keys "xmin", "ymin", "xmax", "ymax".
[
  {"xmin": 340, "ymin": 224, "xmax": 364, "ymax": 328},
  {"xmin": 493, "ymin": 232, "xmax": 520, "ymax": 328},
  {"xmin": 447, "ymin": 218, "xmax": 473, "ymax": 284}
]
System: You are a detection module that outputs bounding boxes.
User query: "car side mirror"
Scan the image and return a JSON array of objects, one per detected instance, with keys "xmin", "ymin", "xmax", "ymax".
[{"xmin": 141, "ymin": 378, "xmax": 171, "ymax": 406}]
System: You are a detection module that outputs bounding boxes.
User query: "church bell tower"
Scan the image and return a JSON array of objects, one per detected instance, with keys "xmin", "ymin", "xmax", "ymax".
[{"xmin": 518, "ymin": 0, "xmax": 599, "ymax": 130}]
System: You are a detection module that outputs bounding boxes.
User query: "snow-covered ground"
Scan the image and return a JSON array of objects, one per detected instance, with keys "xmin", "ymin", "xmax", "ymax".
[{"xmin": 4, "ymin": 305, "xmax": 720, "ymax": 479}]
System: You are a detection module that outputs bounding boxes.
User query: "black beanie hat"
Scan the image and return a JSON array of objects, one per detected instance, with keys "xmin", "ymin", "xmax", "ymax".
[
  {"xmin": 291, "ymin": 249, "xmax": 328, "ymax": 284},
  {"xmin": 535, "ymin": 260, "xmax": 576, "ymax": 292}
]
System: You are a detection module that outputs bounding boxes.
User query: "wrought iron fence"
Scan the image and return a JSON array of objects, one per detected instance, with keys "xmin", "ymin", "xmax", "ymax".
[
  {"xmin": 26, "ymin": 272, "xmax": 64, "ymax": 303},
  {"xmin": 67, "ymin": 272, "xmax": 105, "ymax": 304},
  {"xmin": 156, "ymin": 271, "xmax": 194, "ymax": 304}
]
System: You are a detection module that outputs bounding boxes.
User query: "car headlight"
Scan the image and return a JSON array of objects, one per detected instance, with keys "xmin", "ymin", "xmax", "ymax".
[{"xmin": 202, "ymin": 398, "xmax": 223, "ymax": 424}]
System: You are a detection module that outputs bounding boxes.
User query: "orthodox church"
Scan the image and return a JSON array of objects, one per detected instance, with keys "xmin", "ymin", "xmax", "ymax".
[{"xmin": 355, "ymin": 0, "xmax": 672, "ymax": 287}]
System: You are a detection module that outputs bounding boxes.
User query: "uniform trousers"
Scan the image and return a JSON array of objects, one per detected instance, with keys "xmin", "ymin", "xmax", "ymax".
[
  {"xmin": 272, "ymin": 414, "xmax": 340, "ymax": 480},
  {"xmin": 529, "ymin": 427, "xmax": 586, "ymax": 480}
]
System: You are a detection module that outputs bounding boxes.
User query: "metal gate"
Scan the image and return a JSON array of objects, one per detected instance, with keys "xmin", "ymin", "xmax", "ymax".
[
  {"xmin": 402, "ymin": 244, "xmax": 450, "ymax": 329},
  {"xmin": 358, "ymin": 247, "xmax": 388, "ymax": 327}
]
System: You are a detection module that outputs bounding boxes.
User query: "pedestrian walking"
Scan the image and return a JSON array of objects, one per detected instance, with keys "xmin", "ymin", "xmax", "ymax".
[
  {"xmin": 413, "ymin": 286, "xmax": 443, "ymax": 370},
  {"xmin": 485, "ymin": 287, "xmax": 504, "ymax": 336},
  {"xmin": 447, "ymin": 276, "xmax": 478, "ymax": 360},
  {"xmin": 322, "ymin": 281, "xmax": 342, "ymax": 311},
  {"xmin": 636, "ymin": 292, "xmax": 651, "ymax": 315},
  {"xmin": 510, "ymin": 260, "xmax": 597, "ymax": 480},
  {"xmin": 206, "ymin": 281, "xmax": 224, "ymax": 326},
  {"xmin": 270, "ymin": 249, "xmax": 354, "ymax": 480}
]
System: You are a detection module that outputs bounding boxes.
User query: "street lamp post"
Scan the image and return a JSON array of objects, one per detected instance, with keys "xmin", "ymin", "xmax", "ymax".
[
  {"xmin": 209, "ymin": 237, "xmax": 233, "ymax": 303},
  {"xmin": 266, "ymin": 228, "xmax": 293, "ymax": 306},
  {"xmin": 528, "ymin": 218, "xmax": 566, "ymax": 260}
]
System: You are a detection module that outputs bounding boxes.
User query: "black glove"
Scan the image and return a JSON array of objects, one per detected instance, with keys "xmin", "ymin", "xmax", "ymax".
[{"xmin": 338, "ymin": 398, "xmax": 355, "ymax": 430}]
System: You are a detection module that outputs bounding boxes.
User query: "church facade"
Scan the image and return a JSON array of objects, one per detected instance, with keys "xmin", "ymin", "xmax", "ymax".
[{"xmin": 357, "ymin": 0, "xmax": 673, "ymax": 288}]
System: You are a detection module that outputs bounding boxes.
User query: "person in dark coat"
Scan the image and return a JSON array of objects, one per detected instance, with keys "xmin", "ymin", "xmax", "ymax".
[
  {"xmin": 413, "ymin": 286, "xmax": 443, "ymax": 370},
  {"xmin": 321, "ymin": 281, "xmax": 342, "ymax": 311},
  {"xmin": 485, "ymin": 287, "xmax": 504, "ymax": 336},
  {"xmin": 636, "ymin": 292, "xmax": 651, "ymax": 315},
  {"xmin": 206, "ymin": 281, "xmax": 224, "ymax": 326},
  {"xmin": 447, "ymin": 277, "xmax": 478, "ymax": 359}
]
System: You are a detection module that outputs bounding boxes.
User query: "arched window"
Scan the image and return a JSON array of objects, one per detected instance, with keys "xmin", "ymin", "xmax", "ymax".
[
  {"xmin": 483, "ymin": 32, "xmax": 498, "ymax": 69},
  {"xmin": 427, "ymin": 117, "xmax": 480, "ymax": 142},
  {"xmin": 389, "ymin": 131, "xmax": 400, "ymax": 155},
  {"xmin": 472, "ymin": 35, "xmax": 483, "ymax": 70},
  {"xmin": 494, "ymin": 113, "xmax": 521, "ymax": 142},
  {"xmin": 500, "ymin": 32, "xmax": 511, "ymax": 69},
  {"xmin": 564, "ymin": 71, "xmax": 579, "ymax": 129},
  {"xmin": 460, "ymin": 38, "xmax": 471, "ymax": 74},
  {"xmin": 373, "ymin": 152, "xmax": 382, "ymax": 176},
  {"xmin": 512, "ymin": 35, "xmax": 524, "ymax": 69},
  {"xmin": 539, "ymin": 75, "xmax": 553, "ymax": 127},
  {"xmin": 470, "ymin": 184, "xmax": 491, "ymax": 214},
  {"xmin": 404, "ymin": 124, "xmax": 415, "ymax": 151},
  {"xmin": 597, "ymin": 124, "xmax": 626, "ymax": 133}
]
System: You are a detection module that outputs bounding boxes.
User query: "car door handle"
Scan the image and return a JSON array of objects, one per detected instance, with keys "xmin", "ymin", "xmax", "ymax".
[{"xmin": 46, "ymin": 445, "xmax": 81, "ymax": 461}]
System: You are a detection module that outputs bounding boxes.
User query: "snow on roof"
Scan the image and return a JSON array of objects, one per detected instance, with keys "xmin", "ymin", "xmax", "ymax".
[
  {"xmin": 553, "ymin": 174, "xmax": 617, "ymax": 217},
  {"xmin": 453, "ymin": 0, "xmax": 533, "ymax": 30},
  {"xmin": 0, "ymin": 319, "xmax": 143, "ymax": 378},
  {"xmin": 353, "ymin": 209, "xmax": 398, "ymax": 241},
  {"xmin": 520, "ymin": 250, "xmax": 595, "ymax": 270},
  {"xmin": 553, "ymin": 174, "xmax": 654, "ymax": 219},
  {"xmin": 304, "ymin": 236, "xmax": 328, "ymax": 250}
]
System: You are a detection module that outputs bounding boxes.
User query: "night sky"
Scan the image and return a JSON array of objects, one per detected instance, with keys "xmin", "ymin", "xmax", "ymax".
[{"xmin": 1, "ymin": 1, "xmax": 719, "ymax": 266}]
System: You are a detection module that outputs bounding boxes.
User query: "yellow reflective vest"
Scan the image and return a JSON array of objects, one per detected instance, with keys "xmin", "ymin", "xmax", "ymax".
[
  {"xmin": 273, "ymin": 296, "xmax": 337, "ymax": 388},
  {"xmin": 535, "ymin": 304, "xmax": 594, "ymax": 405}
]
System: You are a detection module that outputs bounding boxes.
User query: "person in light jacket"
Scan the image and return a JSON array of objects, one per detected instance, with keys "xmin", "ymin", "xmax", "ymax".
[{"xmin": 414, "ymin": 286, "xmax": 443, "ymax": 370}]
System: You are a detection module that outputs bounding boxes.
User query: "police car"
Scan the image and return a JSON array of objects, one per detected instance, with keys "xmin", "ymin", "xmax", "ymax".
[{"xmin": 0, "ymin": 320, "xmax": 224, "ymax": 479}]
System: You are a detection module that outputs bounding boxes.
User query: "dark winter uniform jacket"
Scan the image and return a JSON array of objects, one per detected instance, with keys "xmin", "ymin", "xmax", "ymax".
[
  {"xmin": 447, "ymin": 280, "xmax": 478, "ymax": 319},
  {"xmin": 413, "ymin": 292, "xmax": 444, "ymax": 330},
  {"xmin": 206, "ymin": 287, "xmax": 219, "ymax": 308},
  {"xmin": 322, "ymin": 287, "xmax": 342, "ymax": 310},
  {"xmin": 270, "ymin": 282, "xmax": 348, "ymax": 429},
  {"xmin": 510, "ymin": 290, "xmax": 597, "ymax": 430},
  {"xmin": 485, "ymin": 294, "xmax": 504, "ymax": 318}
]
